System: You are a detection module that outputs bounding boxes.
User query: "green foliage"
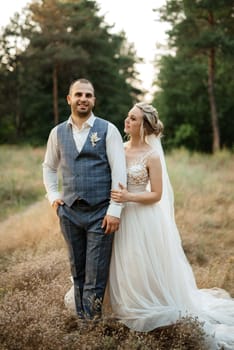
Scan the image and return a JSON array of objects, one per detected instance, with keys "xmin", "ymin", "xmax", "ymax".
[
  {"xmin": 154, "ymin": 0, "xmax": 234, "ymax": 152},
  {"xmin": 154, "ymin": 54, "xmax": 211, "ymax": 151},
  {"xmin": 0, "ymin": 0, "xmax": 141, "ymax": 144},
  {"xmin": 174, "ymin": 123, "xmax": 199, "ymax": 149}
]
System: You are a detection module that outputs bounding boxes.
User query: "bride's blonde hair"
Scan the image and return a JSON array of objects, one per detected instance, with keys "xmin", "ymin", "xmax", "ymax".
[{"xmin": 135, "ymin": 102, "xmax": 163, "ymax": 138}]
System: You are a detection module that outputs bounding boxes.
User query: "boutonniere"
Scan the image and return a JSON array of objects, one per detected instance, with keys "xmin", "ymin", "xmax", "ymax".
[{"xmin": 90, "ymin": 132, "xmax": 101, "ymax": 147}]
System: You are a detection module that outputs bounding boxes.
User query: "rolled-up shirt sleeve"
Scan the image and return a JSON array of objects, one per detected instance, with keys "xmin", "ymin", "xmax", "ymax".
[
  {"xmin": 42, "ymin": 127, "xmax": 61, "ymax": 205},
  {"xmin": 106, "ymin": 123, "xmax": 127, "ymax": 218}
]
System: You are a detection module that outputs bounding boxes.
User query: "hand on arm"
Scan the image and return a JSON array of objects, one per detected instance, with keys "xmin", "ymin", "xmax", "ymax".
[
  {"xmin": 111, "ymin": 183, "xmax": 131, "ymax": 203},
  {"xmin": 111, "ymin": 153, "xmax": 163, "ymax": 205}
]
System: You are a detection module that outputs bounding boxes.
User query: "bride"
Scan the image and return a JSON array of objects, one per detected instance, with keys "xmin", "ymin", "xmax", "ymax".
[
  {"xmin": 109, "ymin": 103, "xmax": 234, "ymax": 349},
  {"xmin": 65, "ymin": 102, "xmax": 234, "ymax": 349}
]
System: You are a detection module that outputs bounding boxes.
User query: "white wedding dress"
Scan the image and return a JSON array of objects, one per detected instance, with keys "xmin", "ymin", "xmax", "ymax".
[{"xmin": 108, "ymin": 136, "xmax": 234, "ymax": 350}]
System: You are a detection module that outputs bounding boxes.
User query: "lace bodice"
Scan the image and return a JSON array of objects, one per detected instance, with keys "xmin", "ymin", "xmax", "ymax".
[{"xmin": 127, "ymin": 150, "xmax": 154, "ymax": 193}]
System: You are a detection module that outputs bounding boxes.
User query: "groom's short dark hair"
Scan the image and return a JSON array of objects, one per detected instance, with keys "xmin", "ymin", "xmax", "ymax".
[{"xmin": 68, "ymin": 78, "xmax": 95, "ymax": 95}]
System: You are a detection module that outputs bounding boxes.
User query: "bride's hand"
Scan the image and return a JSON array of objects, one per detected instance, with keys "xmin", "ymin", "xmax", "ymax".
[{"xmin": 111, "ymin": 183, "xmax": 129, "ymax": 203}]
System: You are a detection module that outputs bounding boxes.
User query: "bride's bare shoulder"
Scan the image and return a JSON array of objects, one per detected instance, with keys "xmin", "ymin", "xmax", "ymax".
[{"xmin": 145, "ymin": 149, "xmax": 160, "ymax": 167}]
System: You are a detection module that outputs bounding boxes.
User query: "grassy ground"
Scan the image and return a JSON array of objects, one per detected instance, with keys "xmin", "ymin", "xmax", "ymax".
[{"xmin": 0, "ymin": 146, "xmax": 233, "ymax": 349}]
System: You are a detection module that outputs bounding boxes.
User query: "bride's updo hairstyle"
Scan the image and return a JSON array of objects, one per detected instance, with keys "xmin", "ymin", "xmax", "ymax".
[{"xmin": 135, "ymin": 102, "xmax": 163, "ymax": 138}]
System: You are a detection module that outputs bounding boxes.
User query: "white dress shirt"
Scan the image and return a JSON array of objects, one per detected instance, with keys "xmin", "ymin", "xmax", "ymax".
[{"xmin": 42, "ymin": 114, "xmax": 127, "ymax": 218}]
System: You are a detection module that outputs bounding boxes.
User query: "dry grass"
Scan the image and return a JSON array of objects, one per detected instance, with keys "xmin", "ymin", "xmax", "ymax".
[
  {"xmin": 0, "ymin": 145, "xmax": 45, "ymax": 221},
  {"xmin": 169, "ymin": 149, "xmax": 234, "ymax": 294},
  {"xmin": 0, "ymin": 147, "xmax": 233, "ymax": 349}
]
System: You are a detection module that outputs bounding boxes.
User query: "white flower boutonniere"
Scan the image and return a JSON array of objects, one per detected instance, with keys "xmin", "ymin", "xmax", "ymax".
[{"xmin": 90, "ymin": 132, "xmax": 101, "ymax": 147}]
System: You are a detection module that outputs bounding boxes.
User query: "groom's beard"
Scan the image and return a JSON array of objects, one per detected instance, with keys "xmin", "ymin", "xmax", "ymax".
[{"xmin": 73, "ymin": 104, "xmax": 93, "ymax": 118}]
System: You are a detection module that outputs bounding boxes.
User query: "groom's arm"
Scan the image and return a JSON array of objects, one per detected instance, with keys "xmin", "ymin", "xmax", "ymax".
[
  {"xmin": 105, "ymin": 122, "xmax": 127, "ymax": 218},
  {"xmin": 42, "ymin": 127, "xmax": 62, "ymax": 206},
  {"xmin": 101, "ymin": 122, "xmax": 126, "ymax": 234}
]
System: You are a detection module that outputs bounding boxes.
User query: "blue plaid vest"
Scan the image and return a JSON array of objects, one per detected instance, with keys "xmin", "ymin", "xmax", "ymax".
[{"xmin": 57, "ymin": 117, "xmax": 111, "ymax": 207}]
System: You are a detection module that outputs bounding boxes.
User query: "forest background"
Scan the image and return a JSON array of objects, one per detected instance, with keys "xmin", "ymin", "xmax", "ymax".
[{"xmin": 0, "ymin": 0, "xmax": 233, "ymax": 153}]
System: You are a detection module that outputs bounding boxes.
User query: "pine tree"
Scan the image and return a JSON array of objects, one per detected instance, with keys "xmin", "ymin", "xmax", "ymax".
[{"xmin": 155, "ymin": 0, "xmax": 234, "ymax": 152}]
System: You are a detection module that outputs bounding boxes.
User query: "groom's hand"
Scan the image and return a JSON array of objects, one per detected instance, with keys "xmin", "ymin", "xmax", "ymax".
[
  {"xmin": 102, "ymin": 215, "xmax": 120, "ymax": 234},
  {"xmin": 52, "ymin": 199, "xmax": 64, "ymax": 210}
]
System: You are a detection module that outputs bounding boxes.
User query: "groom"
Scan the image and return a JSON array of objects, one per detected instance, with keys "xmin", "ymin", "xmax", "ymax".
[{"xmin": 43, "ymin": 78, "xmax": 126, "ymax": 319}]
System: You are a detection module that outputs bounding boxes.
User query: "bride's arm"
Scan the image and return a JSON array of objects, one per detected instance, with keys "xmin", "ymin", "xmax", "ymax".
[{"xmin": 111, "ymin": 154, "xmax": 162, "ymax": 205}]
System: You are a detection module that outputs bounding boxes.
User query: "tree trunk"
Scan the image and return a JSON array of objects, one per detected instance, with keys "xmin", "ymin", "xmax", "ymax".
[
  {"xmin": 15, "ymin": 57, "xmax": 21, "ymax": 139},
  {"xmin": 15, "ymin": 93, "xmax": 21, "ymax": 139},
  {"xmin": 207, "ymin": 11, "xmax": 220, "ymax": 153},
  {"xmin": 53, "ymin": 64, "xmax": 59, "ymax": 125}
]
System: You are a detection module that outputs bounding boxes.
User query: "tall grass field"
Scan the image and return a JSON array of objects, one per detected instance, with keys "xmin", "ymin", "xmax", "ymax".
[{"xmin": 0, "ymin": 145, "xmax": 233, "ymax": 349}]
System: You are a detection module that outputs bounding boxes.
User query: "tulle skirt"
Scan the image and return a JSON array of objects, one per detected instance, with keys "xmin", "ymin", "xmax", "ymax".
[{"xmin": 109, "ymin": 201, "xmax": 234, "ymax": 349}]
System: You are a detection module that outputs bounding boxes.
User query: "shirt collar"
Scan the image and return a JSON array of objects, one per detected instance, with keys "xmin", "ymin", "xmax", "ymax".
[{"xmin": 67, "ymin": 113, "xmax": 96, "ymax": 129}]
